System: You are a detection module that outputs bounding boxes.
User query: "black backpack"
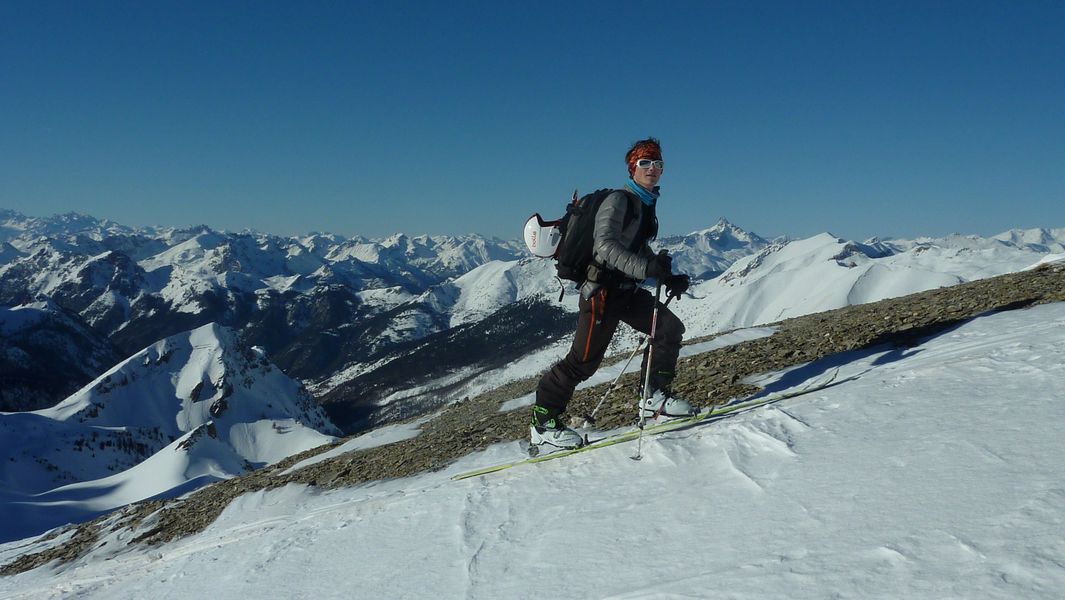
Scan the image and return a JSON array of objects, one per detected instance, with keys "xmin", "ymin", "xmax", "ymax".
[{"xmin": 554, "ymin": 188, "xmax": 640, "ymax": 285}]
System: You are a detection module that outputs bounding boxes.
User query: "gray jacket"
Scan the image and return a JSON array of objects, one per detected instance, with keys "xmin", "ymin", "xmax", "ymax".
[{"xmin": 581, "ymin": 190, "xmax": 654, "ymax": 297}]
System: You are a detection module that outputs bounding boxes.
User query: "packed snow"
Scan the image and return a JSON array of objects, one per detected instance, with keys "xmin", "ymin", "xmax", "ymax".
[{"xmin": 3, "ymin": 302, "xmax": 1064, "ymax": 598}]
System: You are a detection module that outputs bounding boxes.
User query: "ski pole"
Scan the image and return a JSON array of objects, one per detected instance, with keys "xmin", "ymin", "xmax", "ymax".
[{"xmin": 633, "ymin": 271, "xmax": 666, "ymax": 461}]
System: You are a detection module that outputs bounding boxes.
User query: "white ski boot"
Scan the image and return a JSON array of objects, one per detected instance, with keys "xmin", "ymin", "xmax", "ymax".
[
  {"xmin": 639, "ymin": 391, "xmax": 696, "ymax": 419},
  {"xmin": 529, "ymin": 405, "xmax": 586, "ymax": 456},
  {"xmin": 530, "ymin": 420, "xmax": 585, "ymax": 451}
]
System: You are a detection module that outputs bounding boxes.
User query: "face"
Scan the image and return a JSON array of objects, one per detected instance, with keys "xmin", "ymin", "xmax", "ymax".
[{"xmin": 632, "ymin": 157, "xmax": 663, "ymax": 191}]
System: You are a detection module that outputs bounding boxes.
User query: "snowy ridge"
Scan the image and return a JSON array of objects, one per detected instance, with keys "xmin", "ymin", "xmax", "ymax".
[
  {"xmin": 659, "ymin": 217, "xmax": 775, "ymax": 278},
  {"xmin": 406, "ymin": 257, "xmax": 564, "ymax": 330},
  {"xmin": 0, "ymin": 323, "xmax": 338, "ymax": 543},
  {"xmin": 671, "ymin": 231, "xmax": 1056, "ymax": 338}
]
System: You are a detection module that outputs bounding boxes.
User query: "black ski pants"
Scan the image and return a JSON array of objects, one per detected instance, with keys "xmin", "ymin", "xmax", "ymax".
[{"xmin": 535, "ymin": 285, "xmax": 685, "ymax": 418}]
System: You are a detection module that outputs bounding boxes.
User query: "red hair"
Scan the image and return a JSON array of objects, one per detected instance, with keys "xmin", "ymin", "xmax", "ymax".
[{"xmin": 625, "ymin": 138, "xmax": 663, "ymax": 176}]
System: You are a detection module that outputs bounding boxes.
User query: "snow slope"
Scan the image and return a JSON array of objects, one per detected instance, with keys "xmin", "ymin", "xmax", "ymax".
[
  {"xmin": 0, "ymin": 323, "xmax": 338, "ymax": 543},
  {"xmin": 672, "ymin": 232, "xmax": 1055, "ymax": 338},
  {"xmin": 3, "ymin": 302, "xmax": 1063, "ymax": 598}
]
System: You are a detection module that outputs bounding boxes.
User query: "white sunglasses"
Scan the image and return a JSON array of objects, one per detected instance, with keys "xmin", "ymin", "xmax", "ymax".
[{"xmin": 635, "ymin": 159, "xmax": 664, "ymax": 169}]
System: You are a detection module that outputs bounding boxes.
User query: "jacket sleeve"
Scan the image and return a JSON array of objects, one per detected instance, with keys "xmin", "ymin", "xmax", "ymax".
[{"xmin": 593, "ymin": 191, "xmax": 648, "ymax": 280}]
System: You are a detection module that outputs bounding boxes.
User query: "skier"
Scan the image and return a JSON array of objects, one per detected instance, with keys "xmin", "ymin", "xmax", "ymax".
[{"xmin": 531, "ymin": 137, "xmax": 693, "ymax": 450}]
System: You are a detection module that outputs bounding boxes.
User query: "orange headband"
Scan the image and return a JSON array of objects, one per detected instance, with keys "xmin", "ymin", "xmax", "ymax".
[{"xmin": 627, "ymin": 142, "xmax": 663, "ymax": 175}]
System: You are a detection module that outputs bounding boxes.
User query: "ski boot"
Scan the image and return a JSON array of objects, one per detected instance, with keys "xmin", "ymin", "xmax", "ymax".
[
  {"xmin": 639, "ymin": 390, "xmax": 697, "ymax": 420},
  {"xmin": 529, "ymin": 405, "xmax": 585, "ymax": 456}
]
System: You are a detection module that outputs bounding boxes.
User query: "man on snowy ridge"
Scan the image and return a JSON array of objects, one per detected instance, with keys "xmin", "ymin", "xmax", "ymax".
[{"xmin": 531, "ymin": 137, "xmax": 693, "ymax": 451}]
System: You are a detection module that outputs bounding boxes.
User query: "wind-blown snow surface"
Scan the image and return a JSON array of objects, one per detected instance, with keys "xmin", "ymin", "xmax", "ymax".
[{"xmin": 4, "ymin": 303, "xmax": 1064, "ymax": 598}]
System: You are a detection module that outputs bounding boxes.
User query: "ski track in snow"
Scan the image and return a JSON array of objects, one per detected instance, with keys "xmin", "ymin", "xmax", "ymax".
[{"xmin": 4, "ymin": 305, "xmax": 1065, "ymax": 598}]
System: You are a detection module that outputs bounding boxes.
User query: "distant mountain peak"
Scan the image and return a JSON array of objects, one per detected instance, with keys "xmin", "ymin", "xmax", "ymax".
[{"xmin": 686, "ymin": 218, "xmax": 763, "ymax": 242}]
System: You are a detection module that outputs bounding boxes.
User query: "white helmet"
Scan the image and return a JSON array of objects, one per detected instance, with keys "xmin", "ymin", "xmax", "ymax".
[{"xmin": 523, "ymin": 213, "xmax": 562, "ymax": 258}]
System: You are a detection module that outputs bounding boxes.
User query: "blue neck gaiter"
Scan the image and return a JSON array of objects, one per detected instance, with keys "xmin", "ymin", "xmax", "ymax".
[{"xmin": 626, "ymin": 178, "xmax": 659, "ymax": 206}]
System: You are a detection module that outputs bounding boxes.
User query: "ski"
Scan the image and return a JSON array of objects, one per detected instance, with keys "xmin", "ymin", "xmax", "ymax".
[{"xmin": 451, "ymin": 367, "xmax": 841, "ymax": 481}]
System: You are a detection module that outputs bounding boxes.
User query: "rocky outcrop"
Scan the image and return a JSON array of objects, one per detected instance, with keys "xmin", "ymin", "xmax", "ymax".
[
  {"xmin": 0, "ymin": 304, "xmax": 122, "ymax": 412},
  {"xmin": 5, "ymin": 262, "xmax": 1065, "ymax": 575}
]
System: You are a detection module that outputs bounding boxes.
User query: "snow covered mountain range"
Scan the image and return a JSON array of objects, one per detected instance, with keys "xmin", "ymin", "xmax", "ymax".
[
  {"xmin": 0, "ymin": 209, "xmax": 521, "ymax": 412},
  {"xmin": 0, "ymin": 210, "xmax": 777, "ymax": 430},
  {"xmin": 4, "ymin": 208, "xmax": 1065, "ymax": 433}
]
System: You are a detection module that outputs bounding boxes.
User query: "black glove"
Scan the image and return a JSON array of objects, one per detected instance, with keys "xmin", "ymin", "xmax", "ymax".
[
  {"xmin": 665, "ymin": 274, "xmax": 690, "ymax": 300},
  {"xmin": 645, "ymin": 253, "xmax": 672, "ymax": 281}
]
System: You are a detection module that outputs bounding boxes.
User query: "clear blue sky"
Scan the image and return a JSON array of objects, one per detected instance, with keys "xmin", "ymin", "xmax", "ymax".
[{"xmin": 2, "ymin": 1, "xmax": 1063, "ymax": 241}]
